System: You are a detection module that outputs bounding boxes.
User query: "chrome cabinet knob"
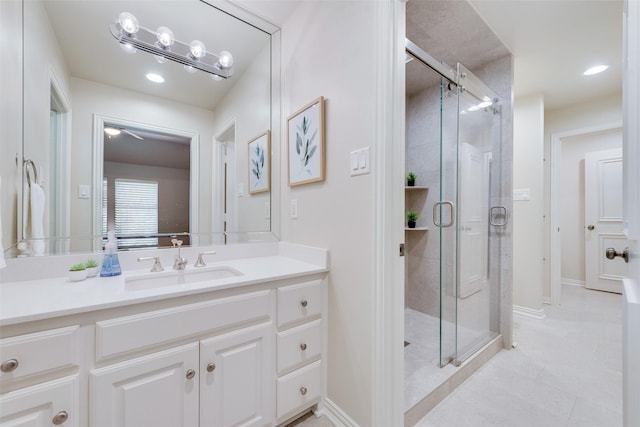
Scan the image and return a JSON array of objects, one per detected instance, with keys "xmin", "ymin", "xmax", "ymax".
[
  {"xmin": 207, "ymin": 363, "xmax": 216, "ymax": 372},
  {"xmin": 186, "ymin": 369, "xmax": 196, "ymax": 379},
  {"xmin": 587, "ymin": 224, "xmax": 595, "ymax": 230},
  {"xmin": 300, "ymin": 386, "xmax": 308, "ymax": 396},
  {"xmin": 52, "ymin": 410, "xmax": 68, "ymax": 425},
  {"xmin": 300, "ymin": 299, "xmax": 308, "ymax": 308},
  {"xmin": 1, "ymin": 358, "xmax": 19, "ymax": 373},
  {"xmin": 300, "ymin": 343, "xmax": 307, "ymax": 351},
  {"xmin": 605, "ymin": 247, "xmax": 629, "ymax": 263}
]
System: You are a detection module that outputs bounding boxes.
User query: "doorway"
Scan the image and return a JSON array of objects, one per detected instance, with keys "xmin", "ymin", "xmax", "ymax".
[{"xmin": 404, "ymin": 40, "xmax": 504, "ymax": 412}]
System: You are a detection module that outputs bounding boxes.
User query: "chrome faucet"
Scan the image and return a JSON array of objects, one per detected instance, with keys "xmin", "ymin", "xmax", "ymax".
[
  {"xmin": 194, "ymin": 250, "xmax": 217, "ymax": 267},
  {"xmin": 137, "ymin": 256, "xmax": 164, "ymax": 272},
  {"xmin": 171, "ymin": 239, "xmax": 188, "ymax": 270}
]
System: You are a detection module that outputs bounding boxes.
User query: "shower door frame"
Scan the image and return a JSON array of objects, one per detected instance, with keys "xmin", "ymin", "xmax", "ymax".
[{"xmin": 405, "ymin": 38, "xmax": 503, "ymax": 367}]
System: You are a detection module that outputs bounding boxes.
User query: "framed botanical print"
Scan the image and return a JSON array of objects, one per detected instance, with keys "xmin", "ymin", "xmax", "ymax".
[
  {"xmin": 287, "ymin": 96, "xmax": 325, "ymax": 186},
  {"xmin": 248, "ymin": 130, "xmax": 270, "ymax": 194}
]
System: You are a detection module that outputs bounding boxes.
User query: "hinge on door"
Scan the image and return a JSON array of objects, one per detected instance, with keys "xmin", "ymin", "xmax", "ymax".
[{"xmin": 399, "ymin": 243, "xmax": 405, "ymax": 257}]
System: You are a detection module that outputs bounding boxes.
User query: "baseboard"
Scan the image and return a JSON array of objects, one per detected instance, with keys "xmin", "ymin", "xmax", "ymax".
[
  {"xmin": 561, "ymin": 278, "xmax": 585, "ymax": 288},
  {"xmin": 318, "ymin": 398, "xmax": 359, "ymax": 427},
  {"xmin": 513, "ymin": 304, "xmax": 546, "ymax": 319},
  {"xmin": 543, "ymin": 296, "xmax": 552, "ymax": 305}
]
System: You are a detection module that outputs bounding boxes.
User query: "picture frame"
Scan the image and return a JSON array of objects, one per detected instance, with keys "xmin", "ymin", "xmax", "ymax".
[
  {"xmin": 287, "ymin": 96, "xmax": 325, "ymax": 186},
  {"xmin": 248, "ymin": 130, "xmax": 270, "ymax": 194}
]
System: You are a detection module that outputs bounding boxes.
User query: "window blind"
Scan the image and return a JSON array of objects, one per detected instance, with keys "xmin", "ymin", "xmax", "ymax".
[{"xmin": 114, "ymin": 178, "xmax": 158, "ymax": 247}]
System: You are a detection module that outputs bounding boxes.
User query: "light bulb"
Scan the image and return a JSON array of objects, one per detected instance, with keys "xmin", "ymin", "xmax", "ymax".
[
  {"xmin": 156, "ymin": 27, "xmax": 174, "ymax": 48},
  {"xmin": 189, "ymin": 40, "xmax": 206, "ymax": 60},
  {"xmin": 184, "ymin": 65, "xmax": 197, "ymax": 73},
  {"xmin": 104, "ymin": 127, "xmax": 121, "ymax": 136},
  {"xmin": 217, "ymin": 50, "xmax": 233, "ymax": 69},
  {"xmin": 118, "ymin": 12, "xmax": 139, "ymax": 35}
]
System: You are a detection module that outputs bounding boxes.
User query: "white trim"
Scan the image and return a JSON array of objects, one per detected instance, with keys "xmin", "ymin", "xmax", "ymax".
[
  {"xmin": 513, "ymin": 304, "xmax": 546, "ymax": 319},
  {"xmin": 371, "ymin": 0, "xmax": 405, "ymax": 426},
  {"xmin": 92, "ymin": 115, "xmax": 199, "ymax": 249},
  {"xmin": 319, "ymin": 398, "xmax": 359, "ymax": 427},
  {"xmin": 561, "ymin": 278, "xmax": 586, "ymax": 288},
  {"xmin": 49, "ymin": 66, "xmax": 72, "ymax": 243},
  {"xmin": 543, "ymin": 296, "xmax": 552, "ymax": 305},
  {"xmin": 549, "ymin": 121, "xmax": 622, "ymax": 306},
  {"xmin": 213, "ymin": 118, "xmax": 237, "ymax": 237}
]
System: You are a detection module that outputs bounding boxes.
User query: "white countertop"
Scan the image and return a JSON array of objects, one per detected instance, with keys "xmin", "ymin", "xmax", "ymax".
[{"xmin": 0, "ymin": 243, "xmax": 328, "ymax": 326}]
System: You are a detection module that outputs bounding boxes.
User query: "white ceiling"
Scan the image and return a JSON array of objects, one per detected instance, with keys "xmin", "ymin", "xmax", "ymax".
[
  {"xmin": 466, "ymin": 0, "xmax": 622, "ymax": 110},
  {"xmin": 237, "ymin": 0, "xmax": 623, "ymax": 111}
]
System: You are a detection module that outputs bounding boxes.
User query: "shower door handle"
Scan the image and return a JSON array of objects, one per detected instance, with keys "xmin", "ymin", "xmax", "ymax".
[
  {"xmin": 433, "ymin": 201, "xmax": 455, "ymax": 228},
  {"xmin": 489, "ymin": 206, "xmax": 508, "ymax": 226}
]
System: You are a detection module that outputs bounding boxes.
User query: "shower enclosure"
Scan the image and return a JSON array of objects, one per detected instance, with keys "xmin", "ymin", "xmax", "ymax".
[{"xmin": 404, "ymin": 38, "xmax": 504, "ymax": 380}]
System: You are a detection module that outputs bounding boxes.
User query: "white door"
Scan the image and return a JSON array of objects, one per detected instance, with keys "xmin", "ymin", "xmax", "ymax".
[
  {"xmin": 585, "ymin": 148, "xmax": 626, "ymax": 293},
  {"xmin": 0, "ymin": 376, "xmax": 78, "ymax": 427},
  {"xmin": 200, "ymin": 322, "xmax": 273, "ymax": 427},
  {"xmin": 90, "ymin": 343, "xmax": 199, "ymax": 427},
  {"xmin": 458, "ymin": 142, "xmax": 489, "ymax": 298}
]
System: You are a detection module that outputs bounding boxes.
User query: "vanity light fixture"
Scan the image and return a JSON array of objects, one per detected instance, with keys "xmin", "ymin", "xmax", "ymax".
[{"xmin": 110, "ymin": 12, "xmax": 234, "ymax": 80}]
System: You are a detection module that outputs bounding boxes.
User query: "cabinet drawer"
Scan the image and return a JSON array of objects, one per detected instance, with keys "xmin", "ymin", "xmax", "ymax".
[
  {"xmin": 277, "ymin": 319, "xmax": 321, "ymax": 374},
  {"xmin": 0, "ymin": 326, "xmax": 79, "ymax": 383},
  {"xmin": 96, "ymin": 290, "xmax": 271, "ymax": 360},
  {"xmin": 276, "ymin": 360, "xmax": 322, "ymax": 420},
  {"xmin": 277, "ymin": 280, "xmax": 322, "ymax": 329}
]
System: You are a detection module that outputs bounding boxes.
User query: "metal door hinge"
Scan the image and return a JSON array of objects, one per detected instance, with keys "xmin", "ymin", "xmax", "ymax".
[{"xmin": 399, "ymin": 243, "xmax": 405, "ymax": 257}]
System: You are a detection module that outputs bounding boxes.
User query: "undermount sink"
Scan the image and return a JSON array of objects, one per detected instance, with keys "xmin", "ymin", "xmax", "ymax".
[{"xmin": 125, "ymin": 266, "xmax": 244, "ymax": 291}]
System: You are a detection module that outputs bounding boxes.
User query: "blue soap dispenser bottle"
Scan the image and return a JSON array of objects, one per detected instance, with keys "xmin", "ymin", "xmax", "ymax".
[{"xmin": 100, "ymin": 230, "xmax": 122, "ymax": 277}]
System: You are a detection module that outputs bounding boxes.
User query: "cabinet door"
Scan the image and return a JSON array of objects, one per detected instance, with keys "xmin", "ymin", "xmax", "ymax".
[
  {"xmin": 200, "ymin": 322, "xmax": 274, "ymax": 427},
  {"xmin": 0, "ymin": 375, "xmax": 78, "ymax": 427},
  {"xmin": 90, "ymin": 343, "xmax": 199, "ymax": 427}
]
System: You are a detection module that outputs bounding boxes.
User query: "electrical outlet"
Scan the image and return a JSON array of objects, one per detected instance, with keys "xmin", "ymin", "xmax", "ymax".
[{"xmin": 290, "ymin": 199, "xmax": 298, "ymax": 219}]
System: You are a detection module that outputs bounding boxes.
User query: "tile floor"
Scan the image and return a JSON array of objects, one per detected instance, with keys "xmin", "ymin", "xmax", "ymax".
[
  {"xmin": 416, "ymin": 284, "xmax": 623, "ymax": 426},
  {"xmin": 292, "ymin": 284, "xmax": 623, "ymax": 426}
]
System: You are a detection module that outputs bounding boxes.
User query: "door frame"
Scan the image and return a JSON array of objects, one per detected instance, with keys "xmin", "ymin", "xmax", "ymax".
[{"xmin": 549, "ymin": 121, "xmax": 622, "ymax": 305}]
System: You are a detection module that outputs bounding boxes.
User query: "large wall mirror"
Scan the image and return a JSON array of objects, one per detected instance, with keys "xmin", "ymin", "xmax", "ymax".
[{"xmin": 18, "ymin": 0, "xmax": 280, "ymax": 257}]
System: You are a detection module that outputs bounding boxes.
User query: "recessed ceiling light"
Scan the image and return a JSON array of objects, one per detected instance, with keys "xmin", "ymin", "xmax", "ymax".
[
  {"xmin": 104, "ymin": 127, "xmax": 121, "ymax": 136},
  {"xmin": 146, "ymin": 73, "xmax": 165, "ymax": 83},
  {"xmin": 583, "ymin": 65, "xmax": 608, "ymax": 76}
]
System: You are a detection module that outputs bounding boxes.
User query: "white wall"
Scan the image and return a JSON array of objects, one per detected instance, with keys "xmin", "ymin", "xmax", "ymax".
[
  {"xmin": 543, "ymin": 93, "xmax": 622, "ymax": 298},
  {"xmin": 513, "ymin": 94, "xmax": 545, "ymax": 314},
  {"xmin": 0, "ymin": 0, "xmax": 22, "ymax": 257},
  {"xmin": 212, "ymin": 44, "xmax": 272, "ymax": 235},
  {"xmin": 69, "ymin": 78, "xmax": 216, "ymax": 248},
  {"xmin": 559, "ymin": 129, "xmax": 622, "ymax": 284},
  {"xmin": 279, "ymin": 2, "xmax": 377, "ymax": 424}
]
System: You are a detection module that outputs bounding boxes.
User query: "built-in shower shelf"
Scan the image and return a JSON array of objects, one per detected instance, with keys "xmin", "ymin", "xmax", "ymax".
[
  {"xmin": 405, "ymin": 227, "xmax": 429, "ymax": 231},
  {"xmin": 405, "ymin": 186, "xmax": 429, "ymax": 191}
]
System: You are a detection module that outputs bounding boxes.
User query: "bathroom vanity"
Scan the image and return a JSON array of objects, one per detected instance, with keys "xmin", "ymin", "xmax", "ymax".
[{"xmin": 0, "ymin": 243, "xmax": 328, "ymax": 426}]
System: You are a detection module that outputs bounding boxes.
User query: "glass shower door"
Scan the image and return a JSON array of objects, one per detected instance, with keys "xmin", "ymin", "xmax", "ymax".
[{"xmin": 453, "ymin": 64, "xmax": 502, "ymax": 364}]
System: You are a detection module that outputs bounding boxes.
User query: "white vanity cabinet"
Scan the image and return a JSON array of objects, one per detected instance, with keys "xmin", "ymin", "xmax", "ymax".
[
  {"xmin": 1, "ymin": 268, "xmax": 327, "ymax": 427},
  {"xmin": 275, "ymin": 280, "xmax": 325, "ymax": 423},
  {"xmin": 0, "ymin": 326, "xmax": 81, "ymax": 426}
]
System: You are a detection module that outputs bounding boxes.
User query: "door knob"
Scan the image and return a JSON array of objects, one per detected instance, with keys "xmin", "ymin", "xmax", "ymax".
[
  {"xmin": 605, "ymin": 247, "xmax": 629, "ymax": 263},
  {"xmin": 587, "ymin": 225, "xmax": 595, "ymax": 230}
]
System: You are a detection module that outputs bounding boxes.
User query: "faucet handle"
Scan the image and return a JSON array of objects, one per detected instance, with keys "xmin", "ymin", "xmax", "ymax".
[
  {"xmin": 137, "ymin": 256, "xmax": 164, "ymax": 272},
  {"xmin": 194, "ymin": 251, "xmax": 217, "ymax": 268}
]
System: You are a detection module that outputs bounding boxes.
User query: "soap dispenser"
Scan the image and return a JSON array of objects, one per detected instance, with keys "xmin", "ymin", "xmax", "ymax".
[{"xmin": 100, "ymin": 230, "xmax": 122, "ymax": 277}]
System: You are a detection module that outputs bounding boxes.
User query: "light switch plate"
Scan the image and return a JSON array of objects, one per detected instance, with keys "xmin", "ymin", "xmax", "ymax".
[
  {"xmin": 513, "ymin": 188, "xmax": 530, "ymax": 201},
  {"xmin": 350, "ymin": 147, "xmax": 370, "ymax": 176},
  {"xmin": 290, "ymin": 199, "xmax": 298, "ymax": 219},
  {"xmin": 78, "ymin": 184, "xmax": 90, "ymax": 199}
]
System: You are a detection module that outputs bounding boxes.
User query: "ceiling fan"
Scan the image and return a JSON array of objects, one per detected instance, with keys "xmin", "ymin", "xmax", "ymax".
[{"xmin": 104, "ymin": 126, "xmax": 144, "ymax": 140}]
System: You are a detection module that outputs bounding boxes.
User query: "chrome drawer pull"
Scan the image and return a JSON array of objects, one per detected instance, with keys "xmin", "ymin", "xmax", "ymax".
[
  {"xmin": 300, "ymin": 343, "xmax": 307, "ymax": 351},
  {"xmin": 300, "ymin": 386, "xmax": 308, "ymax": 396},
  {"xmin": 1, "ymin": 358, "xmax": 19, "ymax": 373},
  {"xmin": 186, "ymin": 369, "xmax": 196, "ymax": 379},
  {"xmin": 52, "ymin": 410, "xmax": 68, "ymax": 425},
  {"xmin": 300, "ymin": 299, "xmax": 308, "ymax": 308},
  {"xmin": 207, "ymin": 363, "xmax": 216, "ymax": 372}
]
